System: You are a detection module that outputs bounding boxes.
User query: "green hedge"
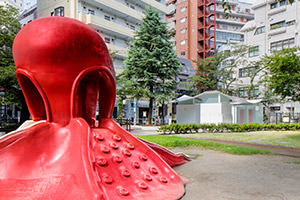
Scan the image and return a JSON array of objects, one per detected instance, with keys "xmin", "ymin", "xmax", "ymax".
[{"xmin": 158, "ymin": 123, "xmax": 300, "ymax": 134}]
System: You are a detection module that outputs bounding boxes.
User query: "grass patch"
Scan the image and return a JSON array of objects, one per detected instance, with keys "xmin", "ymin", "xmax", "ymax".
[
  {"xmin": 179, "ymin": 131, "xmax": 300, "ymax": 148},
  {"xmin": 286, "ymin": 161, "xmax": 300, "ymax": 165},
  {"xmin": 138, "ymin": 135, "xmax": 274, "ymax": 155}
]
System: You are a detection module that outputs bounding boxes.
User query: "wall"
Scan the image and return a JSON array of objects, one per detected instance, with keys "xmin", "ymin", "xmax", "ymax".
[
  {"xmin": 200, "ymin": 103, "xmax": 223, "ymax": 124},
  {"xmin": 177, "ymin": 104, "xmax": 200, "ymax": 124},
  {"xmin": 221, "ymin": 103, "xmax": 232, "ymax": 123}
]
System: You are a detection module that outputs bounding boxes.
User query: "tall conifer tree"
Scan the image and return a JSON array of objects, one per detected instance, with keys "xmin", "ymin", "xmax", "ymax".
[{"xmin": 120, "ymin": 7, "xmax": 181, "ymax": 124}]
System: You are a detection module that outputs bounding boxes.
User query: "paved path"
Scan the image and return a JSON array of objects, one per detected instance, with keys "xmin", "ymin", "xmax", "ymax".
[
  {"xmin": 130, "ymin": 125, "xmax": 160, "ymax": 135},
  {"xmin": 173, "ymin": 147, "xmax": 300, "ymax": 200}
]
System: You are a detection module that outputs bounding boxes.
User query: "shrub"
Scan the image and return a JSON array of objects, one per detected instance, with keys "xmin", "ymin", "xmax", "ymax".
[{"xmin": 157, "ymin": 122, "xmax": 300, "ymax": 134}]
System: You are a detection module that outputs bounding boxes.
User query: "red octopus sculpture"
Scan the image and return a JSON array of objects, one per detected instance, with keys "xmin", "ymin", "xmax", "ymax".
[{"xmin": 0, "ymin": 17, "xmax": 189, "ymax": 200}]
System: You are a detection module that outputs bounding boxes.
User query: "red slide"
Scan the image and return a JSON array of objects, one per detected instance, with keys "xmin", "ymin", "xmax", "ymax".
[
  {"xmin": 0, "ymin": 118, "xmax": 187, "ymax": 199},
  {"xmin": 0, "ymin": 17, "xmax": 189, "ymax": 199}
]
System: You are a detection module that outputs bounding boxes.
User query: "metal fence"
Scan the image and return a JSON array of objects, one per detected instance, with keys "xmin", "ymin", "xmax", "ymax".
[
  {"xmin": 268, "ymin": 112, "xmax": 300, "ymax": 124},
  {"xmin": 114, "ymin": 118, "xmax": 132, "ymax": 131}
]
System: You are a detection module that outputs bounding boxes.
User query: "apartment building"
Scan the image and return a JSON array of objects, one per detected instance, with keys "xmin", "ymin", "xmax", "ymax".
[
  {"xmin": 234, "ymin": 0, "xmax": 300, "ymax": 115},
  {"xmin": 215, "ymin": 0, "xmax": 253, "ymax": 50},
  {"xmin": 37, "ymin": 0, "xmax": 174, "ymax": 74},
  {"xmin": 166, "ymin": 0, "xmax": 253, "ymax": 69},
  {"xmin": 19, "ymin": 5, "xmax": 37, "ymax": 26},
  {"xmin": 0, "ymin": 0, "xmax": 24, "ymax": 10}
]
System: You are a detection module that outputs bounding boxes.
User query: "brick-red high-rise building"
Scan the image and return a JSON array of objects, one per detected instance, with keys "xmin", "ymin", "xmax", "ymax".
[
  {"xmin": 167, "ymin": 0, "xmax": 254, "ymax": 70},
  {"xmin": 167, "ymin": 0, "xmax": 216, "ymax": 69}
]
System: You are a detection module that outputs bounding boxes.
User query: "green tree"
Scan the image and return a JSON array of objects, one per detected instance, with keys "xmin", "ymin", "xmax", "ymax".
[
  {"xmin": 189, "ymin": 45, "xmax": 249, "ymax": 95},
  {"xmin": 120, "ymin": 7, "xmax": 181, "ymax": 125},
  {"xmin": 189, "ymin": 56, "xmax": 218, "ymax": 95},
  {"xmin": 0, "ymin": 5, "xmax": 29, "ymax": 123},
  {"xmin": 262, "ymin": 47, "xmax": 300, "ymax": 101}
]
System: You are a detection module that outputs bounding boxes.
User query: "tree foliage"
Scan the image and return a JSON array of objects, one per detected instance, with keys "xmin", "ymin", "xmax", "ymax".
[
  {"xmin": 189, "ymin": 45, "xmax": 249, "ymax": 95},
  {"xmin": 262, "ymin": 47, "xmax": 300, "ymax": 101},
  {"xmin": 0, "ymin": 5, "xmax": 22, "ymax": 106},
  {"xmin": 119, "ymin": 7, "xmax": 181, "ymax": 124}
]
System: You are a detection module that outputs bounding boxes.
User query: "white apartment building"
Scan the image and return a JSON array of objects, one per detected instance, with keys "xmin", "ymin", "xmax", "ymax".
[
  {"xmin": 0, "ymin": 0, "xmax": 24, "ymax": 10},
  {"xmin": 19, "ymin": 5, "xmax": 37, "ymax": 26},
  {"xmin": 215, "ymin": 0, "xmax": 254, "ymax": 51},
  {"xmin": 37, "ymin": 0, "xmax": 174, "ymax": 74},
  {"xmin": 234, "ymin": 0, "xmax": 300, "ymax": 117}
]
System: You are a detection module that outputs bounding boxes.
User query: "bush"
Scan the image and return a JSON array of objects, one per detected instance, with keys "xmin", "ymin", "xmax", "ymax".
[{"xmin": 157, "ymin": 122, "xmax": 300, "ymax": 134}]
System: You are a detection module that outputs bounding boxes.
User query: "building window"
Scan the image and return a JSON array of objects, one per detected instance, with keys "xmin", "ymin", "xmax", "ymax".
[
  {"xmin": 239, "ymin": 67, "xmax": 257, "ymax": 78},
  {"xmin": 270, "ymin": 106, "xmax": 281, "ymax": 111},
  {"xmin": 180, "ymin": 40, "xmax": 186, "ymax": 45},
  {"xmin": 129, "ymin": 25, "xmax": 135, "ymax": 30},
  {"xmin": 104, "ymin": 15, "xmax": 111, "ymax": 21},
  {"xmin": 88, "ymin": 9, "xmax": 95, "ymax": 15},
  {"xmin": 238, "ymin": 87, "xmax": 248, "ymax": 98},
  {"xmin": 104, "ymin": 37, "xmax": 110, "ymax": 43},
  {"xmin": 286, "ymin": 20, "xmax": 295, "ymax": 26},
  {"xmin": 54, "ymin": 6, "xmax": 64, "ymax": 16},
  {"xmin": 180, "ymin": 28, "xmax": 186, "ymax": 34},
  {"xmin": 270, "ymin": 38, "xmax": 295, "ymax": 52},
  {"xmin": 180, "ymin": 6, "xmax": 186, "ymax": 12},
  {"xmin": 238, "ymin": 86, "xmax": 259, "ymax": 98},
  {"xmin": 239, "ymin": 68, "xmax": 248, "ymax": 78},
  {"xmin": 270, "ymin": 21, "xmax": 285, "ymax": 30},
  {"xmin": 270, "ymin": 2, "xmax": 278, "ymax": 9},
  {"xmin": 254, "ymin": 26, "xmax": 265, "ymax": 35},
  {"xmin": 249, "ymin": 46, "xmax": 259, "ymax": 57},
  {"xmin": 180, "ymin": 51, "xmax": 186, "ymax": 56},
  {"xmin": 180, "ymin": 17, "xmax": 186, "ymax": 23},
  {"xmin": 280, "ymin": 0, "xmax": 288, "ymax": 6}
]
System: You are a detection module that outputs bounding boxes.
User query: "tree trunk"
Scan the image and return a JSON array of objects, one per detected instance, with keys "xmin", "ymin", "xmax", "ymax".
[
  {"xmin": 161, "ymin": 101, "xmax": 165, "ymax": 125},
  {"xmin": 147, "ymin": 97, "xmax": 154, "ymax": 125}
]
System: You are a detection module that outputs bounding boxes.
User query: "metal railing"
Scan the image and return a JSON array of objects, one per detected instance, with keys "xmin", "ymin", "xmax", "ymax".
[
  {"xmin": 114, "ymin": 118, "xmax": 132, "ymax": 131},
  {"xmin": 268, "ymin": 112, "xmax": 300, "ymax": 124}
]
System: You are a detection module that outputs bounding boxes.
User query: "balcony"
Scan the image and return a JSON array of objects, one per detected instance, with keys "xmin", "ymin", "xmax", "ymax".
[
  {"xmin": 107, "ymin": 44, "xmax": 128, "ymax": 58},
  {"xmin": 198, "ymin": 19, "xmax": 214, "ymax": 29},
  {"xmin": 198, "ymin": 0, "xmax": 215, "ymax": 6},
  {"xmin": 128, "ymin": 0, "xmax": 173, "ymax": 14},
  {"xmin": 206, "ymin": 0, "xmax": 215, "ymax": 6},
  {"xmin": 198, "ymin": 30, "xmax": 211, "ymax": 40},
  {"xmin": 86, "ymin": 0, "xmax": 143, "ymax": 22},
  {"xmin": 215, "ymin": 18, "xmax": 245, "ymax": 25},
  {"xmin": 79, "ymin": 13, "xmax": 134, "ymax": 39},
  {"xmin": 198, "ymin": 9, "xmax": 204, "ymax": 17},
  {"xmin": 205, "ymin": 9, "xmax": 215, "ymax": 17},
  {"xmin": 268, "ymin": 26, "xmax": 286, "ymax": 36},
  {"xmin": 268, "ymin": 6, "xmax": 286, "ymax": 16},
  {"xmin": 198, "ymin": 44, "xmax": 204, "ymax": 52}
]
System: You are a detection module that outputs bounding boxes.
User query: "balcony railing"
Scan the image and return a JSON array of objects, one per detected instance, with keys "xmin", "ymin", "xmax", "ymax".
[
  {"xmin": 91, "ymin": 0, "xmax": 143, "ymax": 22},
  {"xmin": 79, "ymin": 13, "xmax": 134, "ymax": 39},
  {"xmin": 198, "ymin": 19, "xmax": 214, "ymax": 29},
  {"xmin": 198, "ymin": 0, "xmax": 215, "ymax": 6},
  {"xmin": 107, "ymin": 44, "xmax": 128, "ymax": 58}
]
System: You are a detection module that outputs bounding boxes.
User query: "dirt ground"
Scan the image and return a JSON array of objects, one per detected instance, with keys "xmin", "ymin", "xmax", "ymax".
[{"xmin": 172, "ymin": 147, "xmax": 300, "ymax": 200}]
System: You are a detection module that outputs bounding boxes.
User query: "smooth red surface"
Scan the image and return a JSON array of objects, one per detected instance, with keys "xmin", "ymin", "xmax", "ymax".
[{"xmin": 0, "ymin": 17, "xmax": 188, "ymax": 199}]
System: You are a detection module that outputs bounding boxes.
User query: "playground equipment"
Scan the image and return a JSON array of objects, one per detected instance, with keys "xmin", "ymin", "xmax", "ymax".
[{"xmin": 0, "ymin": 17, "xmax": 189, "ymax": 199}]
